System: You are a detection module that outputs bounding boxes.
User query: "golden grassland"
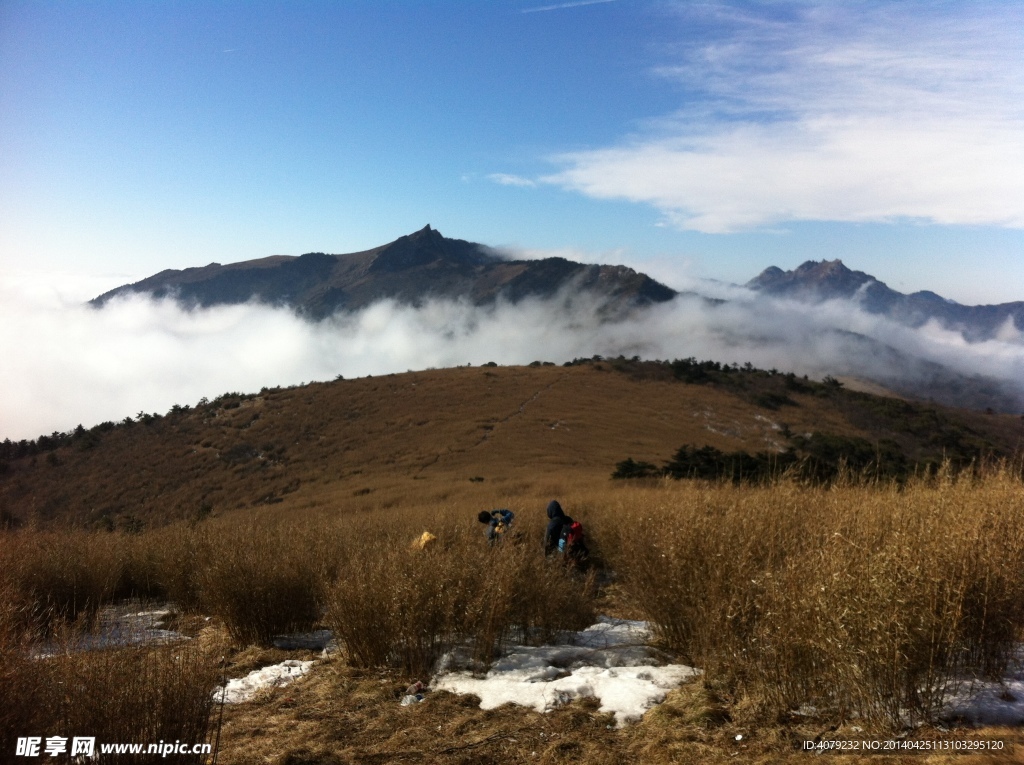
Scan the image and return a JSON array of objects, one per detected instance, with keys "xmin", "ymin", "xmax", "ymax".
[{"xmin": 4, "ymin": 469, "xmax": 1024, "ymax": 763}]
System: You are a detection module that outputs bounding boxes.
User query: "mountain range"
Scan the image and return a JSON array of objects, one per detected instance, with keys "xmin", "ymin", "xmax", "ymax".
[
  {"xmin": 88, "ymin": 228, "xmax": 1023, "ymax": 413},
  {"xmin": 91, "ymin": 225, "xmax": 676, "ymax": 320},
  {"xmin": 93, "ymin": 227, "xmax": 1022, "ymax": 344}
]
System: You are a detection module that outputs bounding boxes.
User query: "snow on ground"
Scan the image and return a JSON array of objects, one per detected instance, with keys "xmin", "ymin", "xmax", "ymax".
[
  {"xmin": 215, "ymin": 660, "xmax": 315, "ymax": 704},
  {"xmin": 432, "ymin": 617, "xmax": 700, "ymax": 727},
  {"xmin": 33, "ymin": 603, "xmax": 1024, "ymax": 727},
  {"xmin": 33, "ymin": 605, "xmax": 186, "ymax": 657},
  {"xmin": 92, "ymin": 607, "xmax": 185, "ymax": 648},
  {"xmin": 431, "ymin": 618, "xmax": 1024, "ymax": 728},
  {"xmin": 946, "ymin": 681, "xmax": 1024, "ymax": 726},
  {"xmin": 944, "ymin": 651, "xmax": 1024, "ymax": 726}
]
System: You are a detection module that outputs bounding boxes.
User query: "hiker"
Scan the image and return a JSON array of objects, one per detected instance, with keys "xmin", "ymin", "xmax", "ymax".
[
  {"xmin": 544, "ymin": 500, "xmax": 588, "ymax": 564},
  {"xmin": 544, "ymin": 500, "xmax": 570, "ymax": 555},
  {"xmin": 478, "ymin": 508, "xmax": 514, "ymax": 544}
]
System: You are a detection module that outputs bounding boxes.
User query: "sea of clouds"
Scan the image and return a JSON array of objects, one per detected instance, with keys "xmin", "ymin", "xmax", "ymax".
[{"xmin": 2, "ymin": 271, "xmax": 1024, "ymax": 441}]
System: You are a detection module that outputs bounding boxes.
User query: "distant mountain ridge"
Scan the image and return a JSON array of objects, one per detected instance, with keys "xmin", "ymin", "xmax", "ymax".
[
  {"xmin": 748, "ymin": 259, "xmax": 1024, "ymax": 342},
  {"xmin": 91, "ymin": 226, "xmax": 677, "ymax": 319}
]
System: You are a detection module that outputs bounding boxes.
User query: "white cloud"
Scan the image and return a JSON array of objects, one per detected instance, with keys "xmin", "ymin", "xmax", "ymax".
[
  {"xmin": 521, "ymin": 0, "xmax": 616, "ymax": 13},
  {"xmin": 487, "ymin": 173, "xmax": 537, "ymax": 188},
  {"xmin": 545, "ymin": 2, "xmax": 1024, "ymax": 232}
]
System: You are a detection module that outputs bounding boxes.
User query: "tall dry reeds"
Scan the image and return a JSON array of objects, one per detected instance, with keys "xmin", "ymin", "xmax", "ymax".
[
  {"xmin": 4, "ymin": 464, "xmax": 1024, "ymax": 732},
  {"xmin": 602, "ymin": 465, "xmax": 1024, "ymax": 726},
  {"xmin": 0, "ymin": 530, "xmax": 123, "ymax": 632},
  {"xmin": 0, "ymin": 576, "xmax": 50, "ymax": 754},
  {"xmin": 0, "ymin": 579, "xmax": 222, "ymax": 763},
  {"xmin": 324, "ymin": 514, "xmax": 595, "ymax": 676},
  {"xmin": 40, "ymin": 639, "xmax": 222, "ymax": 764},
  {"xmin": 194, "ymin": 519, "xmax": 325, "ymax": 645}
]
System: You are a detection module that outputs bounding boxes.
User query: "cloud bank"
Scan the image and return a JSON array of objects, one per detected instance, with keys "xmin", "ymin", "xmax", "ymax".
[
  {"xmin": 3, "ymin": 273, "xmax": 1024, "ymax": 441},
  {"xmin": 545, "ymin": 2, "xmax": 1024, "ymax": 232}
]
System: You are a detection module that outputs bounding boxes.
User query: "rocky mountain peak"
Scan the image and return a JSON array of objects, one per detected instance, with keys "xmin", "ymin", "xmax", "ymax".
[
  {"xmin": 748, "ymin": 259, "xmax": 875, "ymax": 300},
  {"xmin": 368, "ymin": 225, "xmax": 499, "ymax": 274}
]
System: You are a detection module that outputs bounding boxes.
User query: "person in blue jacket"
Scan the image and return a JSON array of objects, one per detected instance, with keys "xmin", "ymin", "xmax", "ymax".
[{"xmin": 478, "ymin": 508, "xmax": 514, "ymax": 543}]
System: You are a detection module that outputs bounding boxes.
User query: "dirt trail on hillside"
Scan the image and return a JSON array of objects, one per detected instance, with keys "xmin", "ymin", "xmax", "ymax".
[{"xmin": 472, "ymin": 374, "xmax": 567, "ymax": 449}]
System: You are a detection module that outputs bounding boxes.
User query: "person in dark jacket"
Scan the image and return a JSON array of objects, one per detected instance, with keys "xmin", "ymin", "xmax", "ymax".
[
  {"xmin": 544, "ymin": 500, "xmax": 572, "ymax": 555},
  {"xmin": 478, "ymin": 508, "xmax": 514, "ymax": 544}
]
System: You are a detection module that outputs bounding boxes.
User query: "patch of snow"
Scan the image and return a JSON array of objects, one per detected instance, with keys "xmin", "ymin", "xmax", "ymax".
[
  {"xmin": 944, "ymin": 655, "xmax": 1024, "ymax": 726},
  {"xmin": 33, "ymin": 605, "xmax": 187, "ymax": 657},
  {"xmin": 945, "ymin": 680, "xmax": 1024, "ymax": 726},
  {"xmin": 104, "ymin": 608, "xmax": 183, "ymax": 643},
  {"xmin": 214, "ymin": 659, "xmax": 315, "ymax": 704},
  {"xmin": 432, "ymin": 617, "xmax": 699, "ymax": 726}
]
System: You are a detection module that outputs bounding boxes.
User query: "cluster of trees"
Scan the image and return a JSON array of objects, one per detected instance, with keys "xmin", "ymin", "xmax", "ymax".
[
  {"xmin": 613, "ymin": 433, "xmax": 923, "ymax": 485},
  {"xmin": 561, "ymin": 354, "xmax": 834, "ymax": 392},
  {"xmin": 0, "ymin": 390, "xmax": 263, "ymax": 470},
  {"xmin": 0, "ymin": 421, "xmax": 117, "ymax": 464}
]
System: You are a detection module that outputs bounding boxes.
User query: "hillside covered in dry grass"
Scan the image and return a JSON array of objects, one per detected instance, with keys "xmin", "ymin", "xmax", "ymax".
[{"xmin": 2, "ymin": 359, "xmax": 1022, "ymax": 530}]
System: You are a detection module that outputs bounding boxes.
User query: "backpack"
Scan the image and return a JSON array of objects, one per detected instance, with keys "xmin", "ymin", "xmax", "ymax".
[{"xmin": 558, "ymin": 521, "xmax": 587, "ymax": 559}]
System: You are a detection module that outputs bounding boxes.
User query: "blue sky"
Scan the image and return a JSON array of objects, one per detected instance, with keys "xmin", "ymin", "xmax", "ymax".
[{"xmin": 2, "ymin": 0, "xmax": 1023, "ymax": 304}]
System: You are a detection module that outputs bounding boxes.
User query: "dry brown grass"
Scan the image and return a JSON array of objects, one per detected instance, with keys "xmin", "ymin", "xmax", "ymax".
[
  {"xmin": 39, "ymin": 639, "xmax": 222, "ymax": 764},
  {"xmin": 0, "ymin": 616, "xmax": 222, "ymax": 763},
  {"xmin": 599, "ymin": 465, "xmax": 1024, "ymax": 728},
  {"xmin": 0, "ymin": 576, "xmax": 49, "ymax": 754},
  {"xmin": 6, "ymin": 468, "xmax": 1024, "ymax": 731},
  {"xmin": 323, "ymin": 513, "xmax": 594, "ymax": 676},
  {"xmin": 194, "ymin": 519, "xmax": 325, "ymax": 645},
  {"xmin": 0, "ymin": 530, "xmax": 123, "ymax": 631}
]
